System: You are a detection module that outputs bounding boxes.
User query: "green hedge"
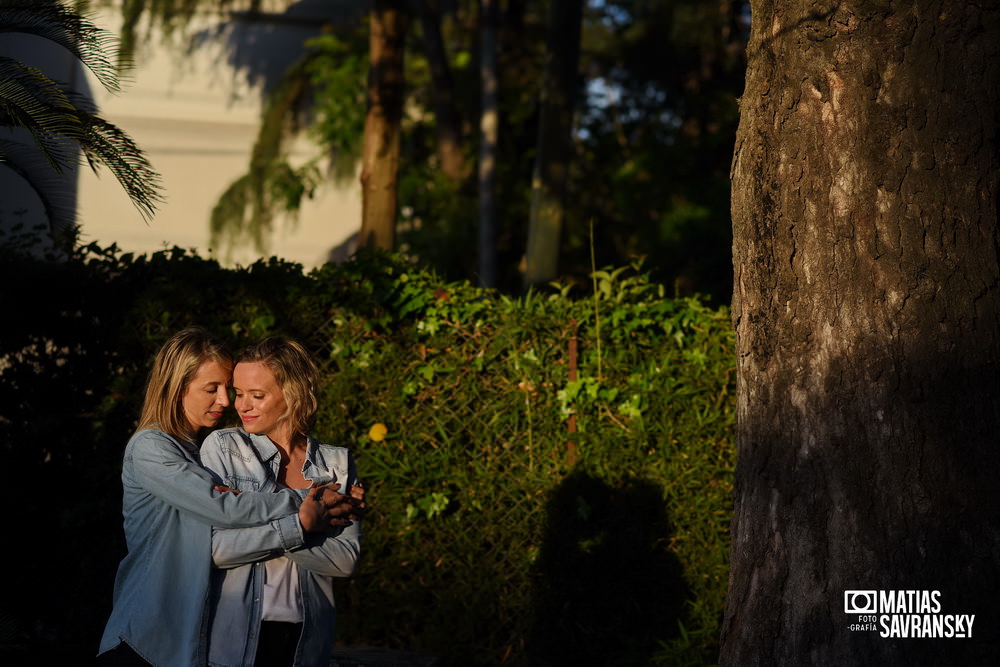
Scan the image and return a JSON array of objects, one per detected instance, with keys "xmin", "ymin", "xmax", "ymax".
[{"xmin": 0, "ymin": 244, "xmax": 734, "ymax": 666}]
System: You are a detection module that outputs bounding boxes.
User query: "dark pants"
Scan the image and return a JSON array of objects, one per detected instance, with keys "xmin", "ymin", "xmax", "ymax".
[
  {"xmin": 98, "ymin": 643, "xmax": 151, "ymax": 667},
  {"xmin": 255, "ymin": 621, "xmax": 303, "ymax": 666}
]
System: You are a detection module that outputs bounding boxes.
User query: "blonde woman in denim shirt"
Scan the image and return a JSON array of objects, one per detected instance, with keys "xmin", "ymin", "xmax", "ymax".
[
  {"xmin": 98, "ymin": 328, "xmax": 352, "ymax": 667},
  {"xmin": 200, "ymin": 336, "xmax": 365, "ymax": 667}
]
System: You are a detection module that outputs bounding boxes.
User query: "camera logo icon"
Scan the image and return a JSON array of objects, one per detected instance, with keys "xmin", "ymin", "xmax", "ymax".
[{"xmin": 844, "ymin": 590, "xmax": 877, "ymax": 614}]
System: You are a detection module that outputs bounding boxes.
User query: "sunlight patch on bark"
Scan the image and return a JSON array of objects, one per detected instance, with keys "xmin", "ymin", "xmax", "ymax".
[{"xmin": 831, "ymin": 167, "xmax": 859, "ymax": 220}]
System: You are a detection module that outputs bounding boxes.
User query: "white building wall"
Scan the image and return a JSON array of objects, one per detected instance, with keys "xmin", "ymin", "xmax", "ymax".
[{"xmin": 30, "ymin": 3, "xmax": 362, "ymax": 269}]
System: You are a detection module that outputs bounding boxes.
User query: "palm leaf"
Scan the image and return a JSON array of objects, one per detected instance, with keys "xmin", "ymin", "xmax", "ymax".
[
  {"xmin": 75, "ymin": 107, "xmax": 164, "ymax": 221},
  {"xmin": 0, "ymin": 56, "xmax": 82, "ymax": 171},
  {"xmin": 107, "ymin": 0, "xmax": 240, "ymax": 67},
  {"xmin": 0, "ymin": 2, "xmax": 163, "ymax": 222},
  {"xmin": 0, "ymin": 1, "xmax": 126, "ymax": 92}
]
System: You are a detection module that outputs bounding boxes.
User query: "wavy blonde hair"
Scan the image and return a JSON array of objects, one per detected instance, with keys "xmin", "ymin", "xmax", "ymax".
[
  {"xmin": 136, "ymin": 326, "xmax": 233, "ymax": 442},
  {"xmin": 237, "ymin": 336, "xmax": 319, "ymax": 439}
]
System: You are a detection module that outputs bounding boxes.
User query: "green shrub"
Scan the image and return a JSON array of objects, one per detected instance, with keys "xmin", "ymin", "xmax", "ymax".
[{"xmin": 0, "ymin": 244, "xmax": 734, "ymax": 666}]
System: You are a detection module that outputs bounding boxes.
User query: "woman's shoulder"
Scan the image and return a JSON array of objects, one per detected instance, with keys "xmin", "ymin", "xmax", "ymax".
[
  {"xmin": 201, "ymin": 427, "xmax": 253, "ymax": 450},
  {"xmin": 309, "ymin": 436, "xmax": 350, "ymax": 452},
  {"xmin": 307, "ymin": 437, "xmax": 353, "ymax": 462},
  {"xmin": 128, "ymin": 428, "xmax": 182, "ymax": 449},
  {"xmin": 131, "ymin": 427, "xmax": 171, "ymax": 441},
  {"xmin": 125, "ymin": 428, "xmax": 195, "ymax": 461},
  {"xmin": 306, "ymin": 439, "xmax": 354, "ymax": 485},
  {"xmin": 200, "ymin": 429, "xmax": 265, "ymax": 473}
]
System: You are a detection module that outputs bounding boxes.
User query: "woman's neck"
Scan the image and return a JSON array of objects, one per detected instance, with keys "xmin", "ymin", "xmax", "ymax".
[
  {"xmin": 271, "ymin": 431, "xmax": 309, "ymax": 488},
  {"xmin": 268, "ymin": 426, "xmax": 305, "ymax": 454}
]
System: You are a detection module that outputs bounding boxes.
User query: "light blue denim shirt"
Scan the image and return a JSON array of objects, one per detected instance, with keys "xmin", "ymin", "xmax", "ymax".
[
  {"xmin": 200, "ymin": 429, "xmax": 363, "ymax": 667},
  {"xmin": 99, "ymin": 429, "xmax": 308, "ymax": 667}
]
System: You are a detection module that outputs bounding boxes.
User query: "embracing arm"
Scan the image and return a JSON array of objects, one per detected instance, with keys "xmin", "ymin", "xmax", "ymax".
[
  {"xmin": 127, "ymin": 430, "xmax": 303, "ymax": 530},
  {"xmin": 209, "ymin": 485, "xmax": 356, "ymax": 569},
  {"xmin": 202, "ymin": 431, "xmax": 358, "ymax": 569},
  {"xmin": 208, "ymin": 443, "xmax": 364, "ymax": 575},
  {"xmin": 211, "ymin": 506, "xmax": 360, "ymax": 572},
  {"xmin": 284, "ymin": 515, "xmax": 362, "ymax": 577},
  {"xmin": 284, "ymin": 456, "xmax": 365, "ymax": 576}
]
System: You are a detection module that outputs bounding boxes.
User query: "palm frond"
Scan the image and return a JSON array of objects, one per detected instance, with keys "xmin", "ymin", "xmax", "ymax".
[
  {"xmin": 251, "ymin": 48, "xmax": 316, "ymax": 169},
  {"xmin": 210, "ymin": 172, "xmax": 262, "ymax": 256},
  {"xmin": 0, "ymin": 1, "xmax": 126, "ymax": 92},
  {"xmin": 0, "ymin": 58, "xmax": 163, "ymax": 221},
  {"xmin": 209, "ymin": 158, "xmax": 319, "ymax": 257},
  {"xmin": 0, "ymin": 56, "xmax": 82, "ymax": 170},
  {"xmin": 75, "ymin": 108, "xmax": 164, "ymax": 222}
]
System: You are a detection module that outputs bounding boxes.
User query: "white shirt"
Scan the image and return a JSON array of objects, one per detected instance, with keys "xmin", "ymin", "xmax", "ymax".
[
  {"xmin": 262, "ymin": 555, "xmax": 303, "ymax": 622},
  {"xmin": 262, "ymin": 480, "xmax": 305, "ymax": 623}
]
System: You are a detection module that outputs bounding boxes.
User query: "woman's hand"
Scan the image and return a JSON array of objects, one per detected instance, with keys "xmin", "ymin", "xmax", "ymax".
[
  {"xmin": 346, "ymin": 481, "xmax": 369, "ymax": 521},
  {"xmin": 298, "ymin": 483, "xmax": 354, "ymax": 532}
]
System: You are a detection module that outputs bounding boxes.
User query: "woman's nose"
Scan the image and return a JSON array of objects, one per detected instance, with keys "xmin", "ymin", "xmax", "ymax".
[{"xmin": 216, "ymin": 388, "xmax": 230, "ymax": 407}]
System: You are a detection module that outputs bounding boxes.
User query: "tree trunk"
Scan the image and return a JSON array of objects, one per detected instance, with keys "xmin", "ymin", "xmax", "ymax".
[
  {"xmin": 478, "ymin": 0, "xmax": 499, "ymax": 287},
  {"xmin": 523, "ymin": 0, "xmax": 583, "ymax": 289},
  {"xmin": 721, "ymin": 2, "xmax": 1000, "ymax": 665},
  {"xmin": 414, "ymin": 0, "xmax": 467, "ymax": 182},
  {"xmin": 359, "ymin": 0, "xmax": 409, "ymax": 250}
]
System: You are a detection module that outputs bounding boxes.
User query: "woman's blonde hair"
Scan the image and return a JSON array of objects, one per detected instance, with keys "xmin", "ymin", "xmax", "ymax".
[
  {"xmin": 237, "ymin": 336, "xmax": 319, "ymax": 439},
  {"xmin": 136, "ymin": 326, "xmax": 233, "ymax": 442}
]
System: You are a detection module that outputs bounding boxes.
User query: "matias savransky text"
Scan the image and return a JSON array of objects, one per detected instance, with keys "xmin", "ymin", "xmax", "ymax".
[{"xmin": 844, "ymin": 589, "xmax": 975, "ymax": 639}]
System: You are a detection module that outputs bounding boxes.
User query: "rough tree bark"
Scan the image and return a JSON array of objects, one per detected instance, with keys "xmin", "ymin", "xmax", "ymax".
[
  {"xmin": 721, "ymin": 1, "xmax": 1000, "ymax": 665},
  {"xmin": 359, "ymin": 0, "xmax": 409, "ymax": 250}
]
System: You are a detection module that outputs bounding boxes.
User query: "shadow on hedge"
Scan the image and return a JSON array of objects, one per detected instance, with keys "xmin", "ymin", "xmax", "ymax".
[{"xmin": 527, "ymin": 470, "xmax": 689, "ymax": 666}]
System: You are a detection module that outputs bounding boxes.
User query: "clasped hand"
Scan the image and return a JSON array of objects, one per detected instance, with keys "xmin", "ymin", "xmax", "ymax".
[
  {"xmin": 213, "ymin": 482, "xmax": 367, "ymax": 532},
  {"xmin": 299, "ymin": 483, "xmax": 367, "ymax": 532}
]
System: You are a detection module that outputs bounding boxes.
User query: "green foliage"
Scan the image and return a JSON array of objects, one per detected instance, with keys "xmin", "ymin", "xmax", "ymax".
[
  {"xmin": 305, "ymin": 29, "xmax": 368, "ymax": 180},
  {"xmin": 209, "ymin": 43, "xmax": 334, "ymax": 257},
  {"xmin": 103, "ymin": 1, "xmax": 743, "ymax": 300},
  {"xmin": 2, "ymin": 245, "xmax": 734, "ymax": 665},
  {"xmin": 208, "ymin": 23, "xmax": 369, "ymax": 259}
]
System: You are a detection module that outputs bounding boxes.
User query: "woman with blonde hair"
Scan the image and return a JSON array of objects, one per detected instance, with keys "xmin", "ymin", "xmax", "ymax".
[
  {"xmin": 201, "ymin": 336, "xmax": 365, "ymax": 667},
  {"xmin": 98, "ymin": 327, "xmax": 351, "ymax": 667}
]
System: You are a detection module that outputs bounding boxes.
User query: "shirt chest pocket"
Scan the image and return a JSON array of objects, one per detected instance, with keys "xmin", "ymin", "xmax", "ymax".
[
  {"xmin": 225, "ymin": 474, "xmax": 266, "ymax": 492},
  {"xmin": 306, "ymin": 465, "xmax": 346, "ymax": 488}
]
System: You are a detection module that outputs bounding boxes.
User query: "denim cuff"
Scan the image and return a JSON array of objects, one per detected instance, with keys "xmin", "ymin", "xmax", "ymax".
[{"xmin": 272, "ymin": 513, "xmax": 306, "ymax": 551}]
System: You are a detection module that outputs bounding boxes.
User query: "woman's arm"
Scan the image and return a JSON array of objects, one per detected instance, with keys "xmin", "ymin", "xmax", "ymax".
[
  {"xmin": 202, "ymin": 430, "xmax": 358, "ymax": 568},
  {"xmin": 284, "ymin": 456, "xmax": 365, "ymax": 577},
  {"xmin": 127, "ymin": 430, "xmax": 303, "ymax": 530},
  {"xmin": 283, "ymin": 515, "xmax": 362, "ymax": 577},
  {"xmin": 206, "ymin": 440, "xmax": 364, "ymax": 575},
  {"xmin": 209, "ymin": 487, "xmax": 355, "ymax": 569}
]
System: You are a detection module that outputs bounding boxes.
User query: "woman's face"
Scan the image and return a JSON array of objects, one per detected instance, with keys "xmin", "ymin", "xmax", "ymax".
[
  {"xmin": 181, "ymin": 359, "xmax": 232, "ymax": 431},
  {"xmin": 233, "ymin": 361, "xmax": 289, "ymax": 438}
]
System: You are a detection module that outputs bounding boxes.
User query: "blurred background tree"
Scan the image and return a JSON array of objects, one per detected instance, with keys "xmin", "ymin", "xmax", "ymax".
[{"xmin": 98, "ymin": 0, "xmax": 747, "ymax": 302}]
